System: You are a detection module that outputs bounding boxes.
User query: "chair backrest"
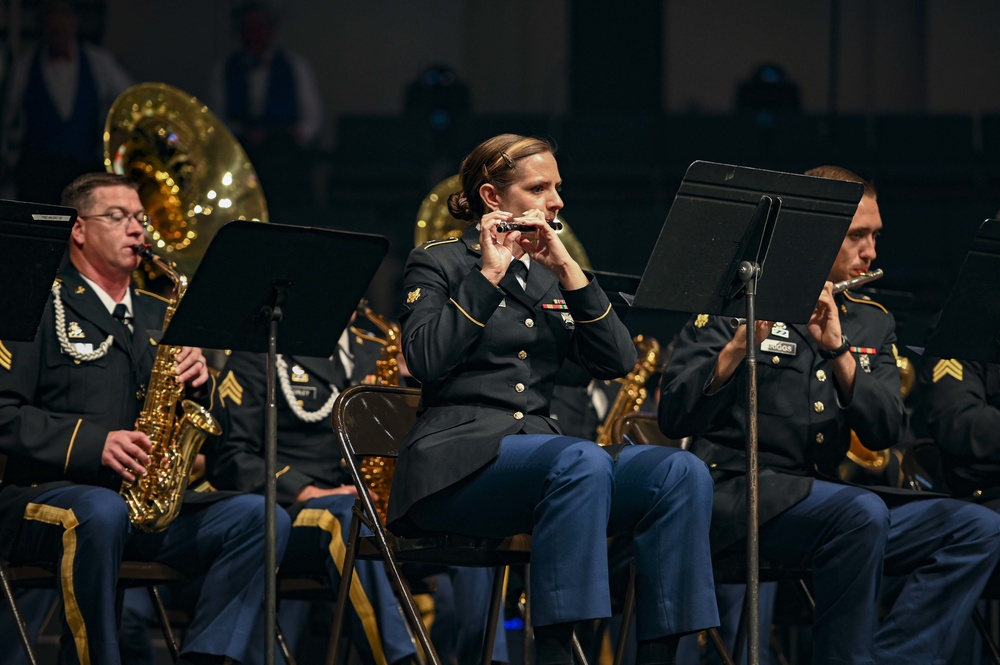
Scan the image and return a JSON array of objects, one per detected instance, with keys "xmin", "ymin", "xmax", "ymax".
[
  {"xmin": 612, "ymin": 412, "xmax": 690, "ymax": 450},
  {"xmin": 333, "ymin": 384, "xmax": 422, "ymax": 459}
]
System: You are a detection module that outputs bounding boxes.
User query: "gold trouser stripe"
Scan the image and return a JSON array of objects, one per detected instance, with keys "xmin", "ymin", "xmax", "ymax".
[
  {"xmin": 64, "ymin": 419, "xmax": 83, "ymax": 473},
  {"xmin": 23, "ymin": 503, "xmax": 88, "ymax": 665},
  {"xmin": 293, "ymin": 508, "xmax": 388, "ymax": 665},
  {"xmin": 574, "ymin": 303, "xmax": 612, "ymax": 325},
  {"xmin": 449, "ymin": 298, "xmax": 486, "ymax": 327}
]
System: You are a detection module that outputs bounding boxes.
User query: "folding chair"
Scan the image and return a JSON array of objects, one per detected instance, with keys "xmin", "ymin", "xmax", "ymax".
[
  {"xmin": 0, "ymin": 557, "xmax": 186, "ymax": 664},
  {"xmin": 613, "ymin": 411, "xmax": 815, "ymax": 665},
  {"xmin": 329, "ymin": 384, "xmax": 631, "ymax": 665}
]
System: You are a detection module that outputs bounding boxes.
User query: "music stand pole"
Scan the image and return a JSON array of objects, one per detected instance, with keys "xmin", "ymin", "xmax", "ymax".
[
  {"xmin": 261, "ymin": 282, "xmax": 287, "ymax": 665},
  {"xmin": 740, "ymin": 260, "xmax": 762, "ymax": 665}
]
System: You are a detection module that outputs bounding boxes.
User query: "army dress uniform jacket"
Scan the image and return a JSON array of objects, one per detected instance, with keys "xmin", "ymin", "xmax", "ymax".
[
  {"xmin": 660, "ymin": 291, "xmax": 904, "ymax": 552},
  {"xmin": 0, "ymin": 265, "xmax": 215, "ymax": 558},
  {"xmin": 387, "ymin": 231, "xmax": 636, "ymax": 533},
  {"xmin": 920, "ymin": 358, "xmax": 1000, "ymax": 506},
  {"xmin": 209, "ymin": 336, "xmax": 380, "ymax": 508}
]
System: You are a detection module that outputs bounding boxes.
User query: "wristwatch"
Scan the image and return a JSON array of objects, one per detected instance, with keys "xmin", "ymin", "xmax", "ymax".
[{"xmin": 819, "ymin": 334, "xmax": 851, "ymax": 360}]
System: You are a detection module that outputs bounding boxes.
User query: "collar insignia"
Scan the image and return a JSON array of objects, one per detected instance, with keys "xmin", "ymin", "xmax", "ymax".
[{"xmin": 74, "ymin": 285, "xmax": 85, "ymax": 295}]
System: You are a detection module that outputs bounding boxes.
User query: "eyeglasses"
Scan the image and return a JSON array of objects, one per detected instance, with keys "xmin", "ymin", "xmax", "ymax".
[{"xmin": 80, "ymin": 210, "xmax": 149, "ymax": 226}]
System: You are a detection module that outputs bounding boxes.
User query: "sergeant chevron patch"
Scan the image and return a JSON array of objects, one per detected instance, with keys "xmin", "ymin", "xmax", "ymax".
[
  {"xmin": 219, "ymin": 371, "xmax": 244, "ymax": 406},
  {"xmin": 932, "ymin": 359, "xmax": 963, "ymax": 383},
  {"xmin": 0, "ymin": 342, "xmax": 10, "ymax": 370}
]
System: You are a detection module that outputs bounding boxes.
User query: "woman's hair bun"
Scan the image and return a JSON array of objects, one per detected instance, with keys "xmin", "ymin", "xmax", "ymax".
[{"xmin": 447, "ymin": 192, "xmax": 473, "ymax": 221}]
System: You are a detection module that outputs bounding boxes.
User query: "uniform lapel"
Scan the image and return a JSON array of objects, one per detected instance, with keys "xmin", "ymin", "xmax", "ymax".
[
  {"xmin": 293, "ymin": 354, "xmax": 345, "ymax": 389},
  {"xmin": 523, "ymin": 262, "xmax": 559, "ymax": 307},
  {"xmin": 58, "ymin": 270, "xmax": 129, "ymax": 353}
]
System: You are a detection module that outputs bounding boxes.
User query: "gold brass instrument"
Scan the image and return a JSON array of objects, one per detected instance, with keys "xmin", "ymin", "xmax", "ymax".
[
  {"xmin": 105, "ymin": 83, "xmax": 266, "ymax": 527},
  {"xmin": 104, "ymin": 82, "xmax": 268, "ymax": 280},
  {"xmin": 353, "ymin": 306, "xmax": 402, "ymax": 523},
  {"xmin": 595, "ymin": 335, "xmax": 661, "ymax": 445},
  {"xmin": 415, "ymin": 174, "xmax": 592, "ymax": 270},
  {"xmin": 120, "ymin": 245, "xmax": 222, "ymax": 532}
]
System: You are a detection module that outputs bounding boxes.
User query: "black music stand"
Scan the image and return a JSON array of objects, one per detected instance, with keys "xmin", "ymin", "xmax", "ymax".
[
  {"xmin": 923, "ymin": 219, "xmax": 1000, "ymax": 362},
  {"xmin": 0, "ymin": 200, "xmax": 76, "ymax": 341},
  {"xmin": 630, "ymin": 161, "xmax": 862, "ymax": 665},
  {"xmin": 161, "ymin": 220, "xmax": 389, "ymax": 665},
  {"xmin": 0, "ymin": 199, "xmax": 74, "ymax": 658}
]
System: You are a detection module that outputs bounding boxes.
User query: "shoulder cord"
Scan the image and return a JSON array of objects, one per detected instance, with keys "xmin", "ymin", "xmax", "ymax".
[
  {"xmin": 52, "ymin": 282, "xmax": 114, "ymax": 362},
  {"xmin": 276, "ymin": 354, "xmax": 339, "ymax": 423}
]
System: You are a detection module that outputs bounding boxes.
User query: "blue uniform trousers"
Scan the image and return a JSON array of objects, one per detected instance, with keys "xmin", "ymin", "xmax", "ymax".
[
  {"xmin": 430, "ymin": 567, "xmax": 509, "ymax": 664},
  {"xmin": 7, "ymin": 485, "xmax": 287, "ymax": 665},
  {"xmin": 407, "ymin": 436, "xmax": 719, "ymax": 640},
  {"xmin": 676, "ymin": 583, "xmax": 778, "ymax": 665},
  {"xmin": 741, "ymin": 479, "xmax": 1000, "ymax": 665},
  {"xmin": 263, "ymin": 493, "xmax": 415, "ymax": 665}
]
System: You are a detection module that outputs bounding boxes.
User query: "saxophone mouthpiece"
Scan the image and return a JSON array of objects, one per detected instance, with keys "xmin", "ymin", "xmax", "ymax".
[{"xmin": 133, "ymin": 243, "xmax": 153, "ymax": 260}]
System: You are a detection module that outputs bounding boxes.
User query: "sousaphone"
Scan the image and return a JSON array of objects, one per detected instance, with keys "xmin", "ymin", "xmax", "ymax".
[{"xmin": 104, "ymin": 82, "xmax": 268, "ymax": 279}]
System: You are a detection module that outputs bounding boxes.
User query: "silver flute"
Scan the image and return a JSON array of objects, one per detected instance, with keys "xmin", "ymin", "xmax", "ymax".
[
  {"xmin": 729, "ymin": 269, "xmax": 884, "ymax": 328},
  {"xmin": 495, "ymin": 220, "xmax": 563, "ymax": 234}
]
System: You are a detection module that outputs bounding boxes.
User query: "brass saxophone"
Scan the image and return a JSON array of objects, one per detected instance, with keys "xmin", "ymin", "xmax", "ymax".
[
  {"xmin": 120, "ymin": 245, "xmax": 222, "ymax": 532},
  {"xmin": 595, "ymin": 335, "xmax": 661, "ymax": 445},
  {"xmin": 352, "ymin": 306, "xmax": 401, "ymax": 523}
]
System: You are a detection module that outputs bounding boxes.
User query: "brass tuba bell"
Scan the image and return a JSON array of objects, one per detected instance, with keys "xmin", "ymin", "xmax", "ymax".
[{"xmin": 104, "ymin": 82, "xmax": 268, "ymax": 279}]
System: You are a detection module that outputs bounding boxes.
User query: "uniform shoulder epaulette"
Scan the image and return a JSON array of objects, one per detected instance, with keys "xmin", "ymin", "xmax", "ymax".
[
  {"xmin": 134, "ymin": 288, "xmax": 171, "ymax": 304},
  {"xmin": 422, "ymin": 237, "xmax": 460, "ymax": 250},
  {"xmin": 843, "ymin": 291, "xmax": 888, "ymax": 314}
]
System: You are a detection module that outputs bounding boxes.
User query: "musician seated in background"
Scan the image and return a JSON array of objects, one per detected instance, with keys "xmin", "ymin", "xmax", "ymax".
[
  {"xmin": 660, "ymin": 165, "xmax": 1000, "ymax": 665},
  {"xmin": 387, "ymin": 133, "xmax": 719, "ymax": 665},
  {"xmin": 0, "ymin": 173, "xmax": 288, "ymax": 665},
  {"xmin": 207, "ymin": 321, "xmax": 418, "ymax": 665},
  {"xmin": 920, "ymin": 355, "xmax": 1000, "ymax": 509}
]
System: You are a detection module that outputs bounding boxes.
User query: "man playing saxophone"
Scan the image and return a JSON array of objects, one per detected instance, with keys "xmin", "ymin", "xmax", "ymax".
[{"xmin": 0, "ymin": 172, "xmax": 289, "ymax": 665}]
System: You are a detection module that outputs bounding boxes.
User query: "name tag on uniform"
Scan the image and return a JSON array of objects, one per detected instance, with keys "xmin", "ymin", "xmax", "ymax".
[
  {"xmin": 291, "ymin": 386, "xmax": 317, "ymax": 400},
  {"xmin": 73, "ymin": 343, "xmax": 94, "ymax": 354},
  {"xmin": 761, "ymin": 339, "xmax": 797, "ymax": 356}
]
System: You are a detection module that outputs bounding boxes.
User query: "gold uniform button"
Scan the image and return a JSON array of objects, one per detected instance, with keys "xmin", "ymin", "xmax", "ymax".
[
  {"xmin": 816, "ymin": 369, "xmax": 827, "ymax": 381},
  {"xmin": 515, "ymin": 383, "xmax": 525, "ymax": 393},
  {"xmin": 813, "ymin": 401, "xmax": 825, "ymax": 413},
  {"xmin": 771, "ymin": 356, "xmax": 780, "ymax": 365},
  {"xmin": 525, "ymin": 318, "xmax": 535, "ymax": 328},
  {"xmin": 518, "ymin": 350, "xmax": 527, "ymax": 360},
  {"xmin": 513, "ymin": 411, "xmax": 524, "ymax": 420},
  {"xmin": 815, "ymin": 433, "xmax": 825, "ymax": 444},
  {"xmin": 974, "ymin": 489, "xmax": 984, "ymax": 498}
]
